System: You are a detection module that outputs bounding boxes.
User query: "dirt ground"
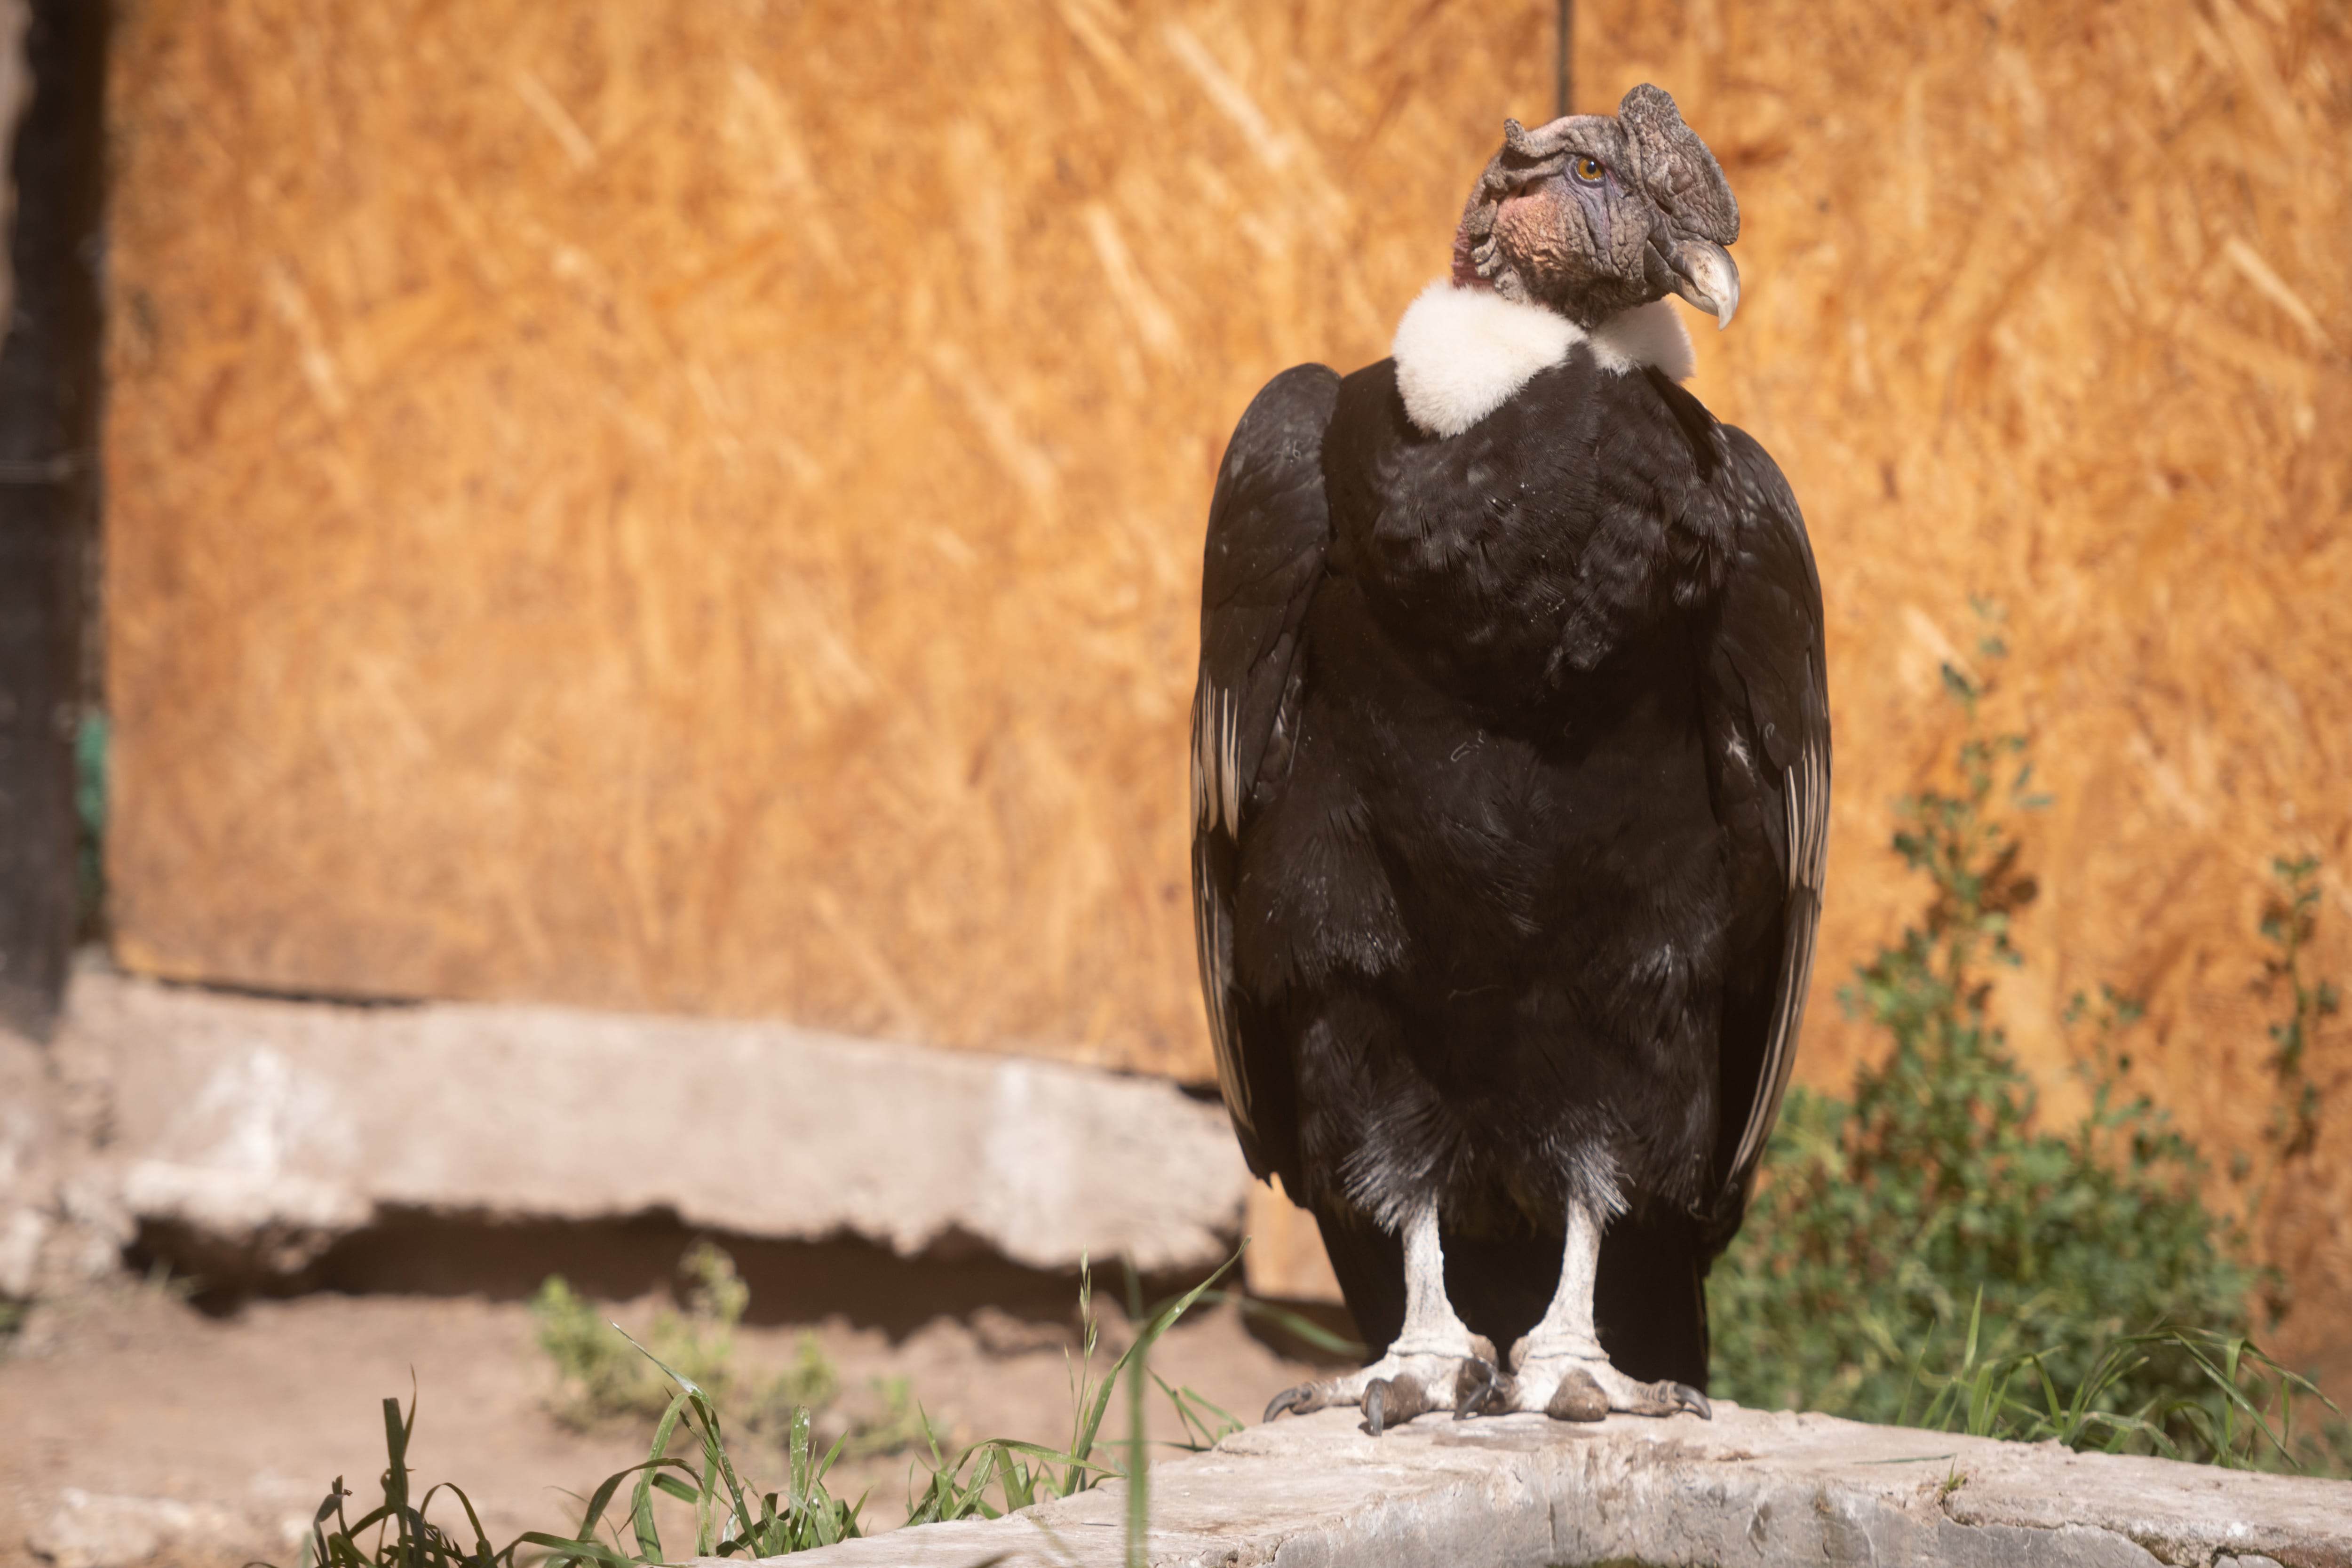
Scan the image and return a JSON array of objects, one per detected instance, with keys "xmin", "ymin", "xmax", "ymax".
[{"xmin": 0, "ymin": 1270, "xmax": 1323, "ymax": 1568}]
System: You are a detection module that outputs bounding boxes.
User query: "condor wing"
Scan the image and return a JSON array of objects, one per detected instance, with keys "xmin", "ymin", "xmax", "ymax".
[
  {"xmin": 1700, "ymin": 425, "xmax": 1831, "ymax": 1249},
  {"xmin": 1190, "ymin": 364, "xmax": 1340, "ymax": 1178}
]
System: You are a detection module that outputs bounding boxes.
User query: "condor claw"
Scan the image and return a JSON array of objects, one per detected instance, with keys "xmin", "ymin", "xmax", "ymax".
[
  {"xmin": 1451, "ymin": 1357, "xmax": 1501, "ymax": 1419},
  {"xmin": 1611, "ymin": 1377, "xmax": 1712, "ymax": 1419},
  {"xmin": 1362, "ymin": 1374, "xmax": 1432, "ymax": 1437},
  {"xmin": 1263, "ymin": 1383, "xmax": 1325, "ymax": 1423},
  {"xmin": 1508, "ymin": 1346, "xmax": 1718, "ymax": 1422},
  {"xmin": 1262, "ymin": 1345, "xmax": 1490, "ymax": 1431}
]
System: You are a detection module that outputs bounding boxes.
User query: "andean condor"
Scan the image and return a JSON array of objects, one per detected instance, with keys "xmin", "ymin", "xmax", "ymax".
[{"xmin": 1190, "ymin": 85, "xmax": 1829, "ymax": 1429}]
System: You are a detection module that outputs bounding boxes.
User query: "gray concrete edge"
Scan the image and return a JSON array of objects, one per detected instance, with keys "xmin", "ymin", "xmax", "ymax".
[
  {"xmin": 1, "ymin": 965, "xmax": 1251, "ymax": 1295},
  {"xmin": 756, "ymin": 1405, "xmax": 2352, "ymax": 1568}
]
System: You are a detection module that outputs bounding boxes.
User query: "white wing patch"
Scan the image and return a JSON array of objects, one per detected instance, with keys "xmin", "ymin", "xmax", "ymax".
[
  {"xmin": 1728, "ymin": 726, "xmax": 1830, "ymax": 1180},
  {"xmin": 1190, "ymin": 679, "xmax": 1253, "ymax": 1136},
  {"xmin": 1190, "ymin": 681, "xmax": 1241, "ymax": 834}
]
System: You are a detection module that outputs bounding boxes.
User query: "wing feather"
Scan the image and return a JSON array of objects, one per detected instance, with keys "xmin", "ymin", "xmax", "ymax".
[
  {"xmin": 1728, "ymin": 717, "xmax": 1828, "ymax": 1181},
  {"xmin": 1190, "ymin": 364, "xmax": 1341, "ymax": 1178},
  {"xmin": 1704, "ymin": 429, "xmax": 1831, "ymax": 1237}
]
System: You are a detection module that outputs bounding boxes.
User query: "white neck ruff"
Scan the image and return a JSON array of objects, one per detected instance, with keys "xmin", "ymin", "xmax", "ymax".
[{"xmin": 1390, "ymin": 282, "xmax": 1696, "ymax": 438}]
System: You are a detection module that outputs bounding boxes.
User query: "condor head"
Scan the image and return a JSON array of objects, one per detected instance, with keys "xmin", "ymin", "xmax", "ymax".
[{"xmin": 1453, "ymin": 83, "xmax": 1741, "ymax": 333}]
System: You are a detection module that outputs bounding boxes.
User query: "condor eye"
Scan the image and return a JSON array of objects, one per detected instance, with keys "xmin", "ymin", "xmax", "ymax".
[{"xmin": 1572, "ymin": 155, "xmax": 1605, "ymax": 184}]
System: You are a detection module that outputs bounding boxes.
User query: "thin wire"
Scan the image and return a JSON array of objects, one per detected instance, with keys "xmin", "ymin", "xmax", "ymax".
[{"xmin": 1556, "ymin": 0, "xmax": 1573, "ymax": 118}]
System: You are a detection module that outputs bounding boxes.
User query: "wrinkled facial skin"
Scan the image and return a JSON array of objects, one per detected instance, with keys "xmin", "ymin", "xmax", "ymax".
[
  {"xmin": 1486, "ymin": 144, "xmax": 1649, "ymax": 307},
  {"xmin": 1454, "ymin": 84, "xmax": 1741, "ymax": 331}
]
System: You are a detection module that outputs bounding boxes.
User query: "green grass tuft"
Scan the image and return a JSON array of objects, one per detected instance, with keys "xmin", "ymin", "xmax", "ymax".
[
  {"xmin": 288, "ymin": 1353, "xmax": 868, "ymax": 1566},
  {"xmin": 901, "ymin": 1249, "xmax": 1243, "ymax": 1528},
  {"xmin": 282, "ymin": 1248, "xmax": 1249, "ymax": 1563}
]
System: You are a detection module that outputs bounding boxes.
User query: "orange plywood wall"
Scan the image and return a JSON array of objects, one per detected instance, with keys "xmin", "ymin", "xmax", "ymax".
[
  {"xmin": 1568, "ymin": 0, "xmax": 2352, "ymax": 1376},
  {"xmin": 105, "ymin": 2, "xmax": 2352, "ymax": 1367},
  {"xmin": 104, "ymin": 0, "xmax": 1551, "ymax": 1070}
]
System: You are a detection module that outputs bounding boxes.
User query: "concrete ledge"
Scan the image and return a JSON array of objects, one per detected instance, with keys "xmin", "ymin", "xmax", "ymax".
[
  {"xmin": 769, "ymin": 1405, "xmax": 2352, "ymax": 1568},
  {"xmin": 35, "ymin": 970, "xmax": 1248, "ymax": 1276}
]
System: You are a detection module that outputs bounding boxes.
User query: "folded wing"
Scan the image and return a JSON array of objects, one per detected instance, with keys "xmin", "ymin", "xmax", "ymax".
[
  {"xmin": 1190, "ymin": 364, "xmax": 1341, "ymax": 1180},
  {"xmin": 1699, "ymin": 425, "xmax": 1831, "ymax": 1248}
]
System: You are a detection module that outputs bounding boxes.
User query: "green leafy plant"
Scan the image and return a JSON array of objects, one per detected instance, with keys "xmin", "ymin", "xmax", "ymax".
[
  {"xmin": 1708, "ymin": 610, "xmax": 2311, "ymax": 1465},
  {"xmin": 2258, "ymin": 855, "xmax": 2338, "ymax": 1174},
  {"xmin": 531, "ymin": 1242, "xmax": 914, "ymax": 1458},
  {"xmin": 533, "ymin": 1242, "xmax": 765, "ymax": 1429}
]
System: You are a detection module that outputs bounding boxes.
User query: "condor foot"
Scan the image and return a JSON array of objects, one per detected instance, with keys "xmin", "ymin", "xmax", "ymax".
[
  {"xmin": 1262, "ymin": 1338, "xmax": 1503, "ymax": 1436},
  {"xmin": 1501, "ymin": 1344, "xmax": 1711, "ymax": 1422}
]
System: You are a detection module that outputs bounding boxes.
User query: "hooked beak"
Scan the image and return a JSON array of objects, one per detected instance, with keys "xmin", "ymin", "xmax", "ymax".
[{"xmin": 1665, "ymin": 237, "xmax": 1740, "ymax": 330}]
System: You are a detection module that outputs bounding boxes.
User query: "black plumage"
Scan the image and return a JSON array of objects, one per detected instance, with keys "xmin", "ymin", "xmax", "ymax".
[{"xmin": 1191, "ymin": 85, "xmax": 1828, "ymax": 1427}]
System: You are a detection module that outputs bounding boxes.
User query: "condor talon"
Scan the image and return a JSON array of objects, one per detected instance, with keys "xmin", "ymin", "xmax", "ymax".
[
  {"xmin": 1451, "ymin": 1358, "xmax": 1500, "ymax": 1420},
  {"xmin": 1262, "ymin": 1384, "xmax": 1321, "ymax": 1423}
]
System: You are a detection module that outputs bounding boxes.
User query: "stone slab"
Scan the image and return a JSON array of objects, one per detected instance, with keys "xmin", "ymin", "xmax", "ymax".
[
  {"xmin": 27, "ymin": 1489, "xmax": 274, "ymax": 1568},
  {"xmin": 43, "ymin": 968, "xmax": 1250, "ymax": 1275},
  {"xmin": 760, "ymin": 1404, "xmax": 2352, "ymax": 1568}
]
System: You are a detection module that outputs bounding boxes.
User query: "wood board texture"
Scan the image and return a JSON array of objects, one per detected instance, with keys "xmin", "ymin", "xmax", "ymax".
[
  {"xmin": 104, "ymin": 0, "xmax": 1553, "ymax": 1064},
  {"xmin": 104, "ymin": 2, "xmax": 2352, "ymax": 1368}
]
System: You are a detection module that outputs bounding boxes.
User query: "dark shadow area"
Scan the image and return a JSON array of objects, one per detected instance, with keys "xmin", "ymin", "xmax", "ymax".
[
  {"xmin": 143, "ymin": 972, "xmax": 430, "ymax": 1010},
  {"xmin": 0, "ymin": 0, "xmax": 108, "ymax": 1039},
  {"xmin": 129, "ymin": 1208, "xmax": 1237, "ymax": 1345}
]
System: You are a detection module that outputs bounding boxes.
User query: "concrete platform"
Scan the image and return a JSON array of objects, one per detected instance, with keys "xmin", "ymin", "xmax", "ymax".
[
  {"xmin": 764, "ymin": 1404, "xmax": 2352, "ymax": 1568},
  {"xmin": 1, "ymin": 967, "xmax": 1249, "ymax": 1291}
]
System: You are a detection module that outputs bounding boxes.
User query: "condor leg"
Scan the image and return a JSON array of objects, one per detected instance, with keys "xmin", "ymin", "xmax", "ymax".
[
  {"xmin": 1504, "ymin": 1199, "xmax": 1711, "ymax": 1420},
  {"xmin": 1261, "ymin": 1196, "xmax": 1497, "ymax": 1435}
]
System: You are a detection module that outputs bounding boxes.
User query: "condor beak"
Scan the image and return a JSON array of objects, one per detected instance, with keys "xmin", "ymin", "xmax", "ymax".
[{"xmin": 1667, "ymin": 237, "xmax": 1740, "ymax": 330}]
